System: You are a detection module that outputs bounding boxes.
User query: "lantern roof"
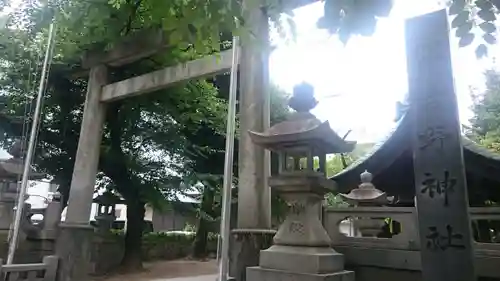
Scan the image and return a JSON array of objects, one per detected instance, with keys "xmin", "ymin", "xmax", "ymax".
[
  {"xmin": 248, "ymin": 82, "xmax": 356, "ymax": 154},
  {"xmin": 339, "ymin": 170, "xmax": 393, "ymax": 206},
  {"xmin": 94, "ymin": 190, "xmax": 123, "ymax": 205}
]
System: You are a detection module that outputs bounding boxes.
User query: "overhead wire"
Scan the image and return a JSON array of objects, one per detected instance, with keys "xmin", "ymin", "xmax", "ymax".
[
  {"xmin": 31, "ymin": 24, "xmax": 57, "ymax": 171},
  {"xmin": 8, "ymin": 21, "xmax": 45, "ymax": 246},
  {"xmin": 7, "ymin": 20, "xmax": 56, "ymax": 264}
]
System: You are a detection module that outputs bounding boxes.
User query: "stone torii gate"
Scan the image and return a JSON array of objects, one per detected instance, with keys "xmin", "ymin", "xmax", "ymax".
[{"xmin": 56, "ymin": 1, "xmax": 317, "ymax": 280}]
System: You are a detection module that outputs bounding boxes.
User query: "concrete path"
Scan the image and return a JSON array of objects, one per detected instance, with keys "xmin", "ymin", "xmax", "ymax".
[
  {"xmin": 95, "ymin": 260, "xmax": 218, "ymax": 281},
  {"xmin": 153, "ymin": 274, "xmax": 217, "ymax": 281}
]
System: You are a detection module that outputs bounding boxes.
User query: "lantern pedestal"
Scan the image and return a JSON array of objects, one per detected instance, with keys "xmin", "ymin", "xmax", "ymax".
[{"xmin": 246, "ymin": 174, "xmax": 354, "ymax": 281}]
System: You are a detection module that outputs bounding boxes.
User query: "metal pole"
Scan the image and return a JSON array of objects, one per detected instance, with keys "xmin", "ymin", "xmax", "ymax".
[
  {"xmin": 217, "ymin": 36, "xmax": 240, "ymax": 281},
  {"xmin": 6, "ymin": 22, "xmax": 55, "ymax": 265}
]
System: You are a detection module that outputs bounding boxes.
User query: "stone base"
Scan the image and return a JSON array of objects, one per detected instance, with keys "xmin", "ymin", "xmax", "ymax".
[
  {"xmin": 229, "ymin": 229, "xmax": 276, "ymax": 281},
  {"xmin": 259, "ymin": 245, "xmax": 345, "ymax": 274},
  {"xmin": 55, "ymin": 222, "xmax": 94, "ymax": 281},
  {"xmin": 247, "ymin": 266, "xmax": 355, "ymax": 281}
]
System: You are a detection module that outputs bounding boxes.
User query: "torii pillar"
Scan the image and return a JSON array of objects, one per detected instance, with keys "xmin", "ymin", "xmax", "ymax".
[
  {"xmin": 55, "ymin": 65, "xmax": 108, "ymax": 281},
  {"xmin": 230, "ymin": 1, "xmax": 275, "ymax": 280}
]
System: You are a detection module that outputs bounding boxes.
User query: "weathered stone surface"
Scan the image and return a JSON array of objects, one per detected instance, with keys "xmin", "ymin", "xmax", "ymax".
[
  {"xmin": 229, "ymin": 230, "xmax": 274, "ymax": 281},
  {"xmin": 55, "ymin": 223, "xmax": 94, "ymax": 281},
  {"xmin": 271, "ymin": 190, "xmax": 331, "ymax": 247},
  {"xmin": 405, "ymin": 9, "xmax": 476, "ymax": 281},
  {"xmin": 237, "ymin": 0, "xmax": 271, "ymax": 230},
  {"xmin": 259, "ymin": 245, "xmax": 344, "ymax": 274},
  {"xmin": 65, "ymin": 65, "xmax": 108, "ymax": 224},
  {"xmin": 247, "ymin": 267, "xmax": 355, "ymax": 281},
  {"xmin": 101, "ymin": 50, "xmax": 233, "ymax": 102}
]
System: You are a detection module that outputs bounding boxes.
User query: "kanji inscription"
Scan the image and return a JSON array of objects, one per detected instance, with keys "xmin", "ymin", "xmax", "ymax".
[
  {"xmin": 418, "ymin": 125, "xmax": 450, "ymax": 150},
  {"xmin": 425, "ymin": 224, "xmax": 465, "ymax": 251},
  {"xmin": 421, "ymin": 170, "xmax": 457, "ymax": 206},
  {"xmin": 289, "ymin": 221, "xmax": 304, "ymax": 233}
]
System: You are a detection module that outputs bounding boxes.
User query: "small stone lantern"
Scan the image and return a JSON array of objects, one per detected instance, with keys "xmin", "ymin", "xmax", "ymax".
[
  {"xmin": 246, "ymin": 83, "xmax": 356, "ymax": 281},
  {"xmin": 340, "ymin": 170, "xmax": 393, "ymax": 206},
  {"xmin": 93, "ymin": 190, "xmax": 121, "ymax": 233},
  {"xmin": 340, "ymin": 170, "xmax": 394, "ymax": 237},
  {"xmin": 0, "ymin": 140, "xmax": 44, "ymax": 234}
]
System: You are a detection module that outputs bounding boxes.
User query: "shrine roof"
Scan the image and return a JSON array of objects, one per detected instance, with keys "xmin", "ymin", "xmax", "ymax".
[
  {"xmin": 0, "ymin": 157, "xmax": 45, "ymax": 180},
  {"xmin": 462, "ymin": 137, "xmax": 500, "ymax": 161},
  {"xmin": 330, "ymin": 112, "xmax": 500, "ymax": 186}
]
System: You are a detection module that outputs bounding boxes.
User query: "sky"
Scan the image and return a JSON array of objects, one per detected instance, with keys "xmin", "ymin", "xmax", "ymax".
[{"xmin": 270, "ymin": 0, "xmax": 500, "ymax": 143}]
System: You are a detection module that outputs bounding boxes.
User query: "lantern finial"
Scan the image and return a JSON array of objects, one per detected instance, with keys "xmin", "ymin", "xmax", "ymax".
[{"xmin": 289, "ymin": 82, "xmax": 318, "ymax": 113}]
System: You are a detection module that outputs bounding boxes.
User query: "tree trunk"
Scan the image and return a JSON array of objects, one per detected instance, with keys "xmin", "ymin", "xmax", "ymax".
[
  {"xmin": 121, "ymin": 196, "xmax": 145, "ymax": 271},
  {"xmin": 103, "ymin": 102, "xmax": 146, "ymax": 271},
  {"xmin": 192, "ymin": 185, "xmax": 215, "ymax": 259}
]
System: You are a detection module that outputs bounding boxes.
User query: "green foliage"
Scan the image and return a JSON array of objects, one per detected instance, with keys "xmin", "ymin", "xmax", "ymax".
[
  {"xmin": 322, "ymin": 154, "xmax": 356, "ymax": 208},
  {"xmin": 469, "ymin": 69, "xmax": 500, "ymax": 151},
  {"xmin": 449, "ymin": 0, "xmax": 499, "ymax": 58},
  {"xmin": 108, "ymin": 230, "xmax": 219, "ymax": 260},
  {"xmin": 142, "ymin": 231, "xmax": 217, "ymax": 244},
  {"xmin": 317, "ymin": 0, "xmax": 393, "ymax": 44},
  {"xmin": 322, "ymin": 144, "xmax": 374, "ymax": 208},
  {"xmin": 325, "ymin": 193, "xmax": 349, "ymax": 208},
  {"xmin": 317, "ymin": 0, "xmax": 499, "ymax": 58}
]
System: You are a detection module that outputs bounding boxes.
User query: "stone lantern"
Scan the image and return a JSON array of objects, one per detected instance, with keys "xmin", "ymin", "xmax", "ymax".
[
  {"xmin": 340, "ymin": 170, "xmax": 393, "ymax": 206},
  {"xmin": 0, "ymin": 140, "xmax": 44, "ymax": 234},
  {"xmin": 340, "ymin": 170, "xmax": 394, "ymax": 237},
  {"xmin": 93, "ymin": 190, "xmax": 121, "ymax": 233},
  {"xmin": 246, "ymin": 82, "xmax": 356, "ymax": 281}
]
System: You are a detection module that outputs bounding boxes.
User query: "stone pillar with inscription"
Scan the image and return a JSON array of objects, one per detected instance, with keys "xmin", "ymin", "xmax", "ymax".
[
  {"xmin": 56, "ymin": 65, "xmax": 108, "ymax": 281},
  {"xmin": 245, "ymin": 83, "xmax": 356, "ymax": 281},
  {"xmin": 405, "ymin": 10, "xmax": 476, "ymax": 281},
  {"xmin": 230, "ymin": 0, "xmax": 273, "ymax": 279}
]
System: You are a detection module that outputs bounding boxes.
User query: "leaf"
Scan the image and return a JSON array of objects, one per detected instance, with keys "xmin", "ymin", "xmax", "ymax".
[
  {"xmin": 475, "ymin": 43, "xmax": 488, "ymax": 58},
  {"xmin": 323, "ymin": 0, "xmax": 342, "ymax": 14},
  {"xmin": 455, "ymin": 21, "xmax": 473, "ymax": 37},
  {"xmin": 451, "ymin": 10, "xmax": 470, "ymax": 28},
  {"xmin": 478, "ymin": 9, "xmax": 496, "ymax": 21},
  {"xmin": 475, "ymin": 0, "xmax": 494, "ymax": 10},
  {"xmin": 458, "ymin": 32, "xmax": 474, "ymax": 47},
  {"xmin": 358, "ymin": 16, "xmax": 377, "ymax": 36},
  {"xmin": 492, "ymin": 0, "xmax": 500, "ymax": 9},
  {"xmin": 372, "ymin": 0, "xmax": 393, "ymax": 17},
  {"xmin": 449, "ymin": 0, "xmax": 466, "ymax": 15},
  {"xmin": 483, "ymin": 33, "xmax": 497, "ymax": 44},
  {"xmin": 338, "ymin": 27, "xmax": 351, "ymax": 45},
  {"xmin": 168, "ymin": 30, "xmax": 182, "ymax": 46},
  {"xmin": 479, "ymin": 22, "xmax": 497, "ymax": 33}
]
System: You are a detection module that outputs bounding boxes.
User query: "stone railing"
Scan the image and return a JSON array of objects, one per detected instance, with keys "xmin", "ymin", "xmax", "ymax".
[
  {"xmin": 323, "ymin": 206, "xmax": 500, "ymax": 280},
  {"xmin": 0, "ymin": 255, "xmax": 58, "ymax": 281},
  {"xmin": 324, "ymin": 206, "xmax": 420, "ymax": 250},
  {"xmin": 23, "ymin": 199, "xmax": 62, "ymax": 240}
]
